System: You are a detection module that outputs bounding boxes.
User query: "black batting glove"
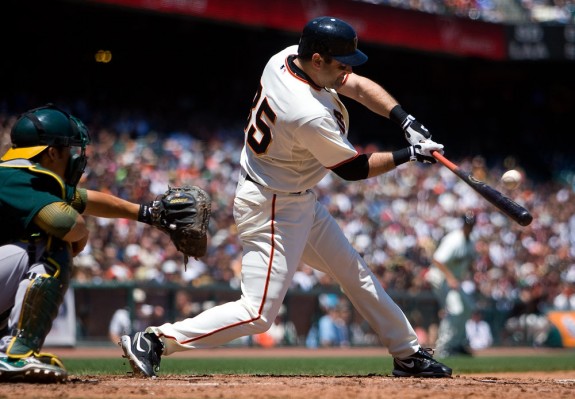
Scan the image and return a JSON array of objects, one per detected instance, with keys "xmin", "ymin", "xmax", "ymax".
[{"xmin": 390, "ymin": 105, "xmax": 431, "ymax": 145}]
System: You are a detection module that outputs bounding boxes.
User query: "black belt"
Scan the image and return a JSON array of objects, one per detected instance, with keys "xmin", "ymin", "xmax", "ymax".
[{"xmin": 245, "ymin": 173, "xmax": 303, "ymax": 195}]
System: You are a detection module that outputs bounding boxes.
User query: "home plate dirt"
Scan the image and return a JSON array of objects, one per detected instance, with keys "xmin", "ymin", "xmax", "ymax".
[
  {"xmin": 1, "ymin": 372, "xmax": 574, "ymax": 399},
  {"xmin": 0, "ymin": 347, "xmax": 573, "ymax": 398}
]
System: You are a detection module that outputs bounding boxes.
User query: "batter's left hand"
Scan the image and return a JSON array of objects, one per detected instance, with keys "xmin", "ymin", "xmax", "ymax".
[
  {"xmin": 403, "ymin": 116, "xmax": 431, "ymax": 145},
  {"xmin": 389, "ymin": 105, "xmax": 432, "ymax": 145}
]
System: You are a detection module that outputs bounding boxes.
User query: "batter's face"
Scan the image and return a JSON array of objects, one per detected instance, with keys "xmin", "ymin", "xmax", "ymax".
[{"xmin": 315, "ymin": 55, "xmax": 352, "ymax": 89}]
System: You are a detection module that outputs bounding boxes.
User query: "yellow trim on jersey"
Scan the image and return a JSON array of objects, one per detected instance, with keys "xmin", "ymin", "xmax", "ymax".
[
  {"xmin": 0, "ymin": 160, "xmax": 67, "ymax": 199},
  {"xmin": 35, "ymin": 202, "xmax": 79, "ymax": 239}
]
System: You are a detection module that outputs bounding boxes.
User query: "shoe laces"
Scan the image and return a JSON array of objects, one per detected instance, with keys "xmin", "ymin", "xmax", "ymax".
[
  {"xmin": 147, "ymin": 333, "xmax": 164, "ymax": 371},
  {"xmin": 419, "ymin": 347, "xmax": 435, "ymax": 357},
  {"xmin": 397, "ymin": 347, "xmax": 434, "ymax": 363}
]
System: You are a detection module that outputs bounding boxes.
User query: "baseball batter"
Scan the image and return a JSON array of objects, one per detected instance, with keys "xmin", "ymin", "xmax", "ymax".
[{"xmin": 121, "ymin": 16, "xmax": 452, "ymax": 378}]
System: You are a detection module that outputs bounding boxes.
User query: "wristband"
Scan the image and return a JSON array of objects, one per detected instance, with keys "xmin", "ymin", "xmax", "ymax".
[
  {"xmin": 392, "ymin": 147, "xmax": 416, "ymax": 166},
  {"xmin": 389, "ymin": 105, "xmax": 409, "ymax": 126},
  {"xmin": 138, "ymin": 204, "xmax": 152, "ymax": 224}
]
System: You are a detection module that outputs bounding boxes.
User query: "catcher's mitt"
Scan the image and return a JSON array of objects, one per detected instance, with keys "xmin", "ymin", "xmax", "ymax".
[{"xmin": 149, "ymin": 186, "xmax": 211, "ymax": 264}]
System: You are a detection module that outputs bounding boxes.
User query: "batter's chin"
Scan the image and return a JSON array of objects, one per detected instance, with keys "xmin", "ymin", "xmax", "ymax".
[{"xmin": 331, "ymin": 79, "xmax": 345, "ymax": 90}]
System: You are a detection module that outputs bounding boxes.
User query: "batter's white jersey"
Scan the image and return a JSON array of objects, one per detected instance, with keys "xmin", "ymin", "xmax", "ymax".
[
  {"xmin": 240, "ymin": 45, "xmax": 358, "ymax": 193},
  {"xmin": 147, "ymin": 45, "xmax": 420, "ymax": 360}
]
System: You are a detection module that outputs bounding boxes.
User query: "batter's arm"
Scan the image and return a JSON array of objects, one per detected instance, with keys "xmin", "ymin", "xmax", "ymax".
[
  {"xmin": 338, "ymin": 73, "xmax": 434, "ymax": 146},
  {"xmin": 336, "ymin": 73, "xmax": 398, "ymax": 118},
  {"xmin": 366, "ymin": 152, "xmax": 397, "ymax": 178},
  {"xmin": 332, "ymin": 151, "xmax": 412, "ymax": 180}
]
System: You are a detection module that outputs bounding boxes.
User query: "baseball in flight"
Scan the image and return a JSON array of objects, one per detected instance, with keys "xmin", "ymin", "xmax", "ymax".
[{"xmin": 501, "ymin": 169, "xmax": 522, "ymax": 189}]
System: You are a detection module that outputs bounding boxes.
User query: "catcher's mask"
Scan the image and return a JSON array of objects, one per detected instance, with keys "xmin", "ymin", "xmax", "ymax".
[{"xmin": 2, "ymin": 103, "xmax": 91, "ymax": 186}]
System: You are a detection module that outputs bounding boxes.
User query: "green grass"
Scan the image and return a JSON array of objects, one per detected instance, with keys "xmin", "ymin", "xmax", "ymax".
[{"xmin": 65, "ymin": 353, "xmax": 575, "ymax": 376}]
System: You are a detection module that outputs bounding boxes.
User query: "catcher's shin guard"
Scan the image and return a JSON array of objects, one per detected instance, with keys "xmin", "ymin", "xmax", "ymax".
[
  {"xmin": 6, "ymin": 248, "xmax": 70, "ymax": 359},
  {"xmin": 0, "ymin": 308, "xmax": 11, "ymax": 337}
]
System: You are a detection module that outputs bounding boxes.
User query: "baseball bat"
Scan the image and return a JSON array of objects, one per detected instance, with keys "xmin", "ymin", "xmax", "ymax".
[{"xmin": 431, "ymin": 151, "xmax": 533, "ymax": 226}]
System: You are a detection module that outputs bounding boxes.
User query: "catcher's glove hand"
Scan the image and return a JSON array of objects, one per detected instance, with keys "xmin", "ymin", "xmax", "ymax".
[{"xmin": 139, "ymin": 186, "xmax": 211, "ymax": 264}]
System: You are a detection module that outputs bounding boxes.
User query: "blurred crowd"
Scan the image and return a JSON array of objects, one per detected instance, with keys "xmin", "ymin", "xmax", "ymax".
[
  {"xmin": 1, "ymin": 106, "xmax": 574, "ymax": 348},
  {"xmin": 355, "ymin": 0, "xmax": 575, "ymax": 24}
]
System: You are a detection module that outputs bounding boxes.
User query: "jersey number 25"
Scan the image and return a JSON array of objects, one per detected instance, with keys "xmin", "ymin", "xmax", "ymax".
[{"xmin": 245, "ymin": 83, "xmax": 277, "ymax": 155}]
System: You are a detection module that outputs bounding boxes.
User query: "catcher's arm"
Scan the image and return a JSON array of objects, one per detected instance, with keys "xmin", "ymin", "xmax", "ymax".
[
  {"xmin": 84, "ymin": 190, "xmax": 141, "ymax": 219},
  {"xmin": 64, "ymin": 189, "xmax": 141, "ymax": 256}
]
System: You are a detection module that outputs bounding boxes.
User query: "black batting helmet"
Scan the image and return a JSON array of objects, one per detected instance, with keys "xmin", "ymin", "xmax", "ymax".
[{"xmin": 298, "ymin": 16, "xmax": 368, "ymax": 67}]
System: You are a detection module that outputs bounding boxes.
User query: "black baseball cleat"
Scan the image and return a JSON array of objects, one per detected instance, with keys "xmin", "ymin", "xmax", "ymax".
[
  {"xmin": 392, "ymin": 348, "xmax": 452, "ymax": 378},
  {"xmin": 120, "ymin": 332, "xmax": 164, "ymax": 378}
]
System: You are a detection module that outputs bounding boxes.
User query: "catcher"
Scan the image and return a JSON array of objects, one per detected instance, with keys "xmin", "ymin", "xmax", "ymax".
[{"xmin": 0, "ymin": 104, "xmax": 210, "ymax": 383}]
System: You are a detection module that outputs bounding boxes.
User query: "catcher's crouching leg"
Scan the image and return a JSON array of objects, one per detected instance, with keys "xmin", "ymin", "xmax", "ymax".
[{"xmin": 2, "ymin": 250, "xmax": 70, "ymax": 382}]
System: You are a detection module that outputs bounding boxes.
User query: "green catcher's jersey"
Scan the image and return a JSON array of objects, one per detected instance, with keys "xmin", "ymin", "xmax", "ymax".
[{"xmin": 0, "ymin": 159, "xmax": 75, "ymax": 245}]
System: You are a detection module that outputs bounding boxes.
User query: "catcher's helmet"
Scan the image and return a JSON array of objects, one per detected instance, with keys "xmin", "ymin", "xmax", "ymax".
[
  {"xmin": 2, "ymin": 103, "xmax": 90, "ymax": 161},
  {"xmin": 298, "ymin": 16, "xmax": 367, "ymax": 66}
]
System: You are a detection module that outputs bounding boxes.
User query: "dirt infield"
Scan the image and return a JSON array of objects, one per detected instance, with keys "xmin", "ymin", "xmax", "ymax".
[
  {"xmin": 1, "ymin": 347, "xmax": 574, "ymax": 398},
  {"xmin": 2, "ymin": 372, "xmax": 575, "ymax": 399}
]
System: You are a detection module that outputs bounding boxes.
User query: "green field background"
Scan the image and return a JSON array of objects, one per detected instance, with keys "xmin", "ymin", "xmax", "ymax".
[{"xmin": 67, "ymin": 352, "xmax": 575, "ymax": 376}]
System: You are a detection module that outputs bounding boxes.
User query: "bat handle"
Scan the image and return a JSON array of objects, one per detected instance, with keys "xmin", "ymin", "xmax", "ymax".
[{"xmin": 431, "ymin": 150, "xmax": 457, "ymax": 172}]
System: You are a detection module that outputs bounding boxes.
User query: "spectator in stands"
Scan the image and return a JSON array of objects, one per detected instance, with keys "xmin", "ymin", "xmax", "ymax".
[
  {"xmin": 291, "ymin": 263, "xmax": 319, "ymax": 291},
  {"xmin": 408, "ymin": 310, "xmax": 432, "ymax": 347},
  {"xmin": 109, "ymin": 288, "xmax": 165, "ymax": 344},
  {"xmin": 552, "ymin": 281, "xmax": 575, "ymax": 310},
  {"xmin": 306, "ymin": 294, "xmax": 351, "ymax": 348},
  {"xmin": 465, "ymin": 310, "xmax": 493, "ymax": 350},
  {"xmin": 101, "ymin": 244, "xmax": 133, "ymax": 281},
  {"xmin": 253, "ymin": 305, "xmax": 298, "ymax": 347},
  {"xmin": 504, "ymin": 282, "xmax": 553, "ymax": 346},
  {"xmin": 172, "ymin": 290, "xmax": 201, "ymax": 321}
]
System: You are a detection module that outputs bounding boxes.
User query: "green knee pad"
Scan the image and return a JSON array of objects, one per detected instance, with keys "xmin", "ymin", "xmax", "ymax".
[{"xmin": 6, "ymin": 274, "xmax": 66, "ymax": 358}]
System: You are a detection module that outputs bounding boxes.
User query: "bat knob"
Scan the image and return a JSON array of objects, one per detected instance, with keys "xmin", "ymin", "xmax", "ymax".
[{"xmin": 518, "ymin": 212, "xmax": 533, "ymax": 226}]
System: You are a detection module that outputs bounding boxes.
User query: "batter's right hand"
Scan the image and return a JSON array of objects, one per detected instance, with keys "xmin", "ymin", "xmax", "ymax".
[{"xmin": 410, "ymin": 140, "xmax": 443, "ymax": 164}]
